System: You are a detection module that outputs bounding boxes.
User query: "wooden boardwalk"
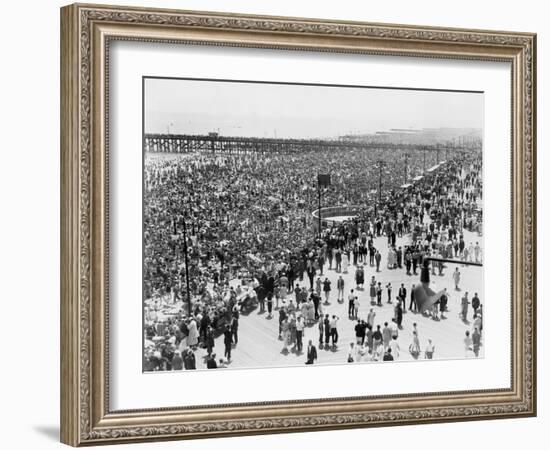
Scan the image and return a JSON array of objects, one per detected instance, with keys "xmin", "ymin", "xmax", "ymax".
[{"xmin": 195, "ymin": 231, "xmax": 484, "ymax": 371}]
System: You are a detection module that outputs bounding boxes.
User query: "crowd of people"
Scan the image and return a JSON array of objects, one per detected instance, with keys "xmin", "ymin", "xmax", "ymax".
[{"xmin": 143, "ymin": 144, "xmax": 484, "ymax": 371}]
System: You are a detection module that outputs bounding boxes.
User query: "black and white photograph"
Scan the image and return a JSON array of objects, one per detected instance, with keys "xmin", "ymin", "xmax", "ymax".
[{"xmin": 142, "ymin": 77, "xmax": 484, "ymax": 372}]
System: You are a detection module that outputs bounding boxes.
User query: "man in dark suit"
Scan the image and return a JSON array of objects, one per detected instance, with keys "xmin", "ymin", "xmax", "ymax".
[
  {"xmin": 223, "ymin": 326, "xmax": 233, "ymax": 362},
  {"xmin": 398, "ymin": 283, "xmax": 407, "ymax": 309},
  {"xmin": 409, "ymin": 285, "xmax": 417, "ymax": 312},
  {"xmin": 396, "ymin": 246, "xmax": 403, "ymax": 268},
  {"xmin": 323, "ymin": 314, "xmax": 331, "ymax": 345},
  {"xmin": 305, "ymin": 340, "xmax": 318, "ymax": 364}
]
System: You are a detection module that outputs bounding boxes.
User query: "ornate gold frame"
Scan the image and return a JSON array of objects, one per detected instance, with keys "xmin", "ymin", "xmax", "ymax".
[{"xmin": 60, "ymin": 3, "xmax": 536, "ymax": 446}]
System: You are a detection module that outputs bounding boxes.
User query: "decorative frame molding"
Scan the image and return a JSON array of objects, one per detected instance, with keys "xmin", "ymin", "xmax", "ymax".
[{"xmin": 60, "ymin": 3, "xmax": 536, "ymax": 446}]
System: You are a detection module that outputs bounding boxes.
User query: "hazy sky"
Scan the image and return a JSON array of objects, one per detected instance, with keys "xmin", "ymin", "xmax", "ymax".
[{"xmin": 144, "ymin": 78, "xmax": 483, "ymax": 138}]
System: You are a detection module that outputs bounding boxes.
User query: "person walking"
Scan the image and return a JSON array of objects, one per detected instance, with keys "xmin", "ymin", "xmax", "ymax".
[
  {"xmin": 367, "ymin": 308, "xmax": 376, "ymax": 329},
  {"xmin": 342, "ymin": 250, "xmax": 349, "ymax": 273},
  {"xmin": 472, "ymin": 327, "xmax": 482, "ymax": 357},
  {"xmin": 396, "ymin": 246, "xmax": 403, "ymax": 268},
  {"xmin": 439, "ymin": 289, "xmax": 448, "ymax": 319},
  {"xmin": 389, "ymin": 335, "xmax": 400, "ymax": 359},
  {"xmin": 473, "ymin": 313, "xmax": 483, "ymax": 335},
  {"xmin": 318, "ymin": 253, "xmax": 325, "ymax": 276},
  {"xmin": 409, "ymin": 330, "xmax": 421, "ymax": 359},
  {"xmin": 386, "ymin": 282, "xmax": 392, "ymax": 304},
  {"xmin": 369, "ymin": 277, "xmax": 377, "ymax": 305},
  {"xmin": 187, "ymin": 317, "xmax": 199, "ymax": 349},
  {"xmin": 398, "ymin": 283, "xmax": 407, "ymax": 309},
  {"xmin": 365, "ymin": 325, "xmax": 374, "ymax": 354},
  {"xmin": 281, "ymin": 317, "xmax": 290, "ymax": 353},
  {"xmin": 337, "ymin": 275, "xmax": 345, "ymax": 303},
  {"xmin": 223, "ymin": 325, "xmax": 233, "ymax": 362},
  {"xmin": 453, "ymin": 267, "xmax": 461, "ymax": 290},
  {"xmin": 382, "ymin": 322, "xmax": 392, "ymax": 350},
  {"xmin": 307, "ymin": 264, "xmax": 315, "ymax": 291},
  {"xmin": 369, "ymin": 245, "xmax": 376, "ymax": 266},
  {"xmin": 376, "ymin": 282, "xmax": 383, "ymax": 306},
  {"xmin": 330, "ymin": 315, "xmax": 339, "ymax": 346},
  {"xmin": 305, "ymin": 340, "xmax": 317, "ymax": 364},
  {"xmin": 318, "ymin": 317, "xmax": 324, "ymax": 346},
  {"xmin": 463, "ymin": 330, "xmax": 473, "ymax": 357},
  {"xmin": 405, "ymin": 251, "xmax": 412, "ymax": 275},
  {"xmin": 266, "ymin": 290, "xmax": 273, "ymax": 318},
  {"xmin": 348, "ymin": 289, "xmax": 356, "ymax": 318},
  {"xmin": 424, "ymin": 338, "xmax": 435, "ymax": 359},
  {"xmin": 409, "ymin": 285, "xmax": 417, "ymax": 313},
  {"xmin": 323, "ymin": 314, "xmax": 331, "ymax": 346},
  {"xmin": 375, "ymin": 250, "xmax": 382, "ymax": 272},
  {"xmin": 335, "ymin": 249, "xmax": 342, "ymax": 272},
  {"xmin": 474, "ymin": 242, "xmax": 482, "ymax": 263},
  {"xmin": 278, "ymin": 307, "xmax": 287, "ymax": 339},
  {"xmin": 461, "ymin": 292, "xmax": 470, "ymax": 321},
  {"xmin": 315, "ymin": 276, "xmax": 322, "ymax": 297},
  {"xmin": 471, "ymin": 292, "xmax": 481, "ymax": 316},
  {"xmin": 295, "ymin": 315, "xmax": 305, "ymax": 352},
  {"xmin": 205, "ymin": 326, "xmax": 215, "ymax": 357},
  {"xmin": 323, "ymin": 277, "xmax": 332, "ymax": 304},
  {"xmin": 372, "ymin": 325, "xmax": 383, "ymax": 355},
  {"xmin": 231, "ymin": 308, "xmax": 239, "ymax": 345}
]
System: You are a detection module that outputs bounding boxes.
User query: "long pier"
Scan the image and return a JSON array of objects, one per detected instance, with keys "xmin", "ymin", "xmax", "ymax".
[{"xmin": 143, "ymin": 133, "xmax": 468, "ymax": 155}]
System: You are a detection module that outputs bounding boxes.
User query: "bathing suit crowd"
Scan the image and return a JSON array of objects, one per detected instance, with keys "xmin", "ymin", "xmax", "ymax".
[{"xmin": 143, "ymin": 146, "xmax": 484, "ymax": 371}]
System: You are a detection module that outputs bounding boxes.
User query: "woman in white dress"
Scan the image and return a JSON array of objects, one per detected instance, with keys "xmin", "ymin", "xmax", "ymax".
[
  {"xmin": 453, "ymin": 268, "xmax": 461, "ymax": 290},
  {"xmin": 342, "ymin": 250, "xmax": 349, "ymax": 274},
  {"xmin": 387, "ymin": 247, "xmax": 396, "ymax": 269},
  {"xmin": 409, "ymin": 330, "xmax": 421, "ymax": 359},
  {"xmin": 187, "ymin": 318, "xmax": 199, "ymax": 348},
  {"xmin": 306, "ymin": 298, "xmax": 315, "ymax": 324},
  {"xmin": 300, "ymin": 300, "xmax": 308, "ymax": 320}
]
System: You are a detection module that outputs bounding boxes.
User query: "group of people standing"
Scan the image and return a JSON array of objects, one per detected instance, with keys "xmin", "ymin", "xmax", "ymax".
[{"xmin": 143, "ymin": 146, "xmax": 484, "ymax": 371}]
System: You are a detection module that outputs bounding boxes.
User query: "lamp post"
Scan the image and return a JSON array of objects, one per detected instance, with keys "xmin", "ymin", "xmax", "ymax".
[
  {"xmin": 181, "ymin": 217, "xmax": 192, "ymax": 316},
  {"xmin": 173, "ymin": 215, "xmax": 192, "ymax": 316}
]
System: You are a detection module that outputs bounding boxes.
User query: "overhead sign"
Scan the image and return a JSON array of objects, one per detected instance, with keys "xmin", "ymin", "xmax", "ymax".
[{"xmin": 317, "ymin": 173, "xmax": 331, "ymax": 187}]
